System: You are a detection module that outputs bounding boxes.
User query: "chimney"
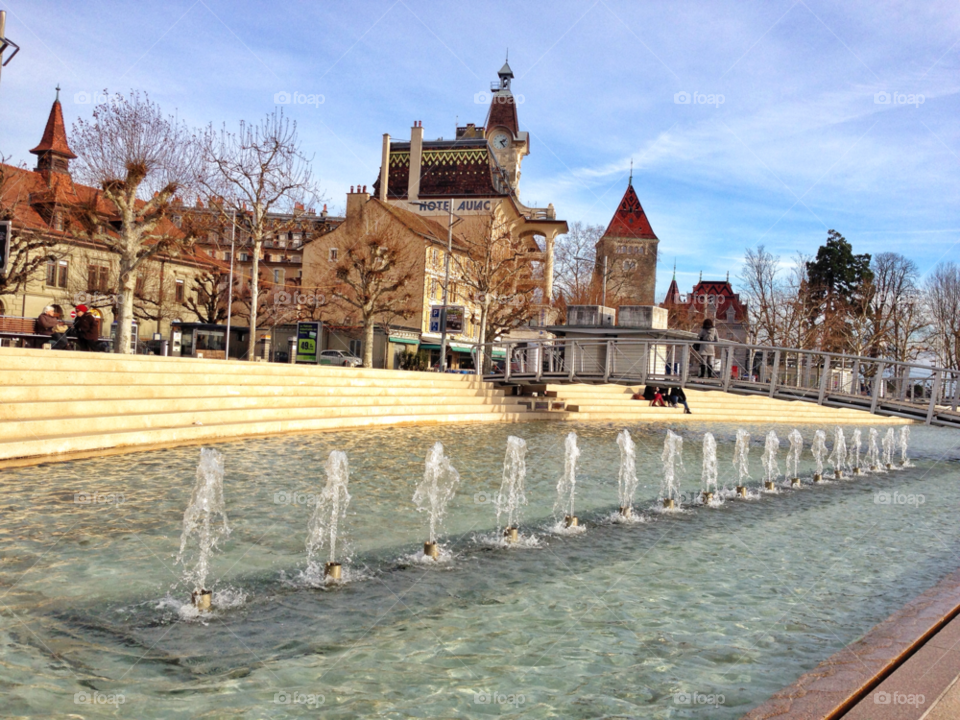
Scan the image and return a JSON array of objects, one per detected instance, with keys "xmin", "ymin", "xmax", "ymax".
[
  {"xmin": 379, "ymin": 133, "xmax": 390, "ymax": 202},
  {"xmin": 346, "ymin": 184, "xmax": 370, "ymax": 221},
  {"xmin": 408, "ymin": 121, "xmax": 423, "ymax": 201}
]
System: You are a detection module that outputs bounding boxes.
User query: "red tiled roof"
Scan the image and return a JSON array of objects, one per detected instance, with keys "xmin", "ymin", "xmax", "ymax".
[
  {"xmin": 603, "ymin": 182, "xmax": 657, "ymax": 240},
  {"xmin": 30, "ymin": 99, "xmax": 77, "ymax": 159}
]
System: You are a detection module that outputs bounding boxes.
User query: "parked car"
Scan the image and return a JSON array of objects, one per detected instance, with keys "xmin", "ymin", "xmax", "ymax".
[{"xmin": 320, "ymin": 349, "xmax": 363, "ymax": 367}]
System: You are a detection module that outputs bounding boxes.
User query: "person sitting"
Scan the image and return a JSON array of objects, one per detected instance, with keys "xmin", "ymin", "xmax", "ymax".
[
  {"xmin": 73, "ymin": 305, "xmax": 103, "ymax": 352},
  {"xmin": 651, "ymin": 387, "xmax": 667, "ymax": 407},
  {"xmin": 667, "ymin": 386, "xmax": 692, "ymax": 414},
  {"xmin": 34, "ymin": 306, "xmax": 68, "ymax": 348},
  {"xmin": 641, "ymin": 385, "xmax": 656, "ymax": 402}
]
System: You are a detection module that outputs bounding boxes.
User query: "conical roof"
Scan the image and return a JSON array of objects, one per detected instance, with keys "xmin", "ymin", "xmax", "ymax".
[
  {"xmin": 603, "ymin": 182, "xmax": 657, "ymax": 240},
  {"xmin": 30, "ymin": 95, "xmax": 77, "ymax": 159}
]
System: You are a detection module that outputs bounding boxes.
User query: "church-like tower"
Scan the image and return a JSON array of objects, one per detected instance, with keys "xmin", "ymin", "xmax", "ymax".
[
  {"xmin": 594, "ymin": 176, "xmax": 659, "ymax": 305},
  {"xmin": 483, "ymin": 59, "xmax": 529, "ymax": 191}
]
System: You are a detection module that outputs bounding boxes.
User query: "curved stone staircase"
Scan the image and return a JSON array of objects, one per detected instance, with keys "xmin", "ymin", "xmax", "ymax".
[{"xmin": 0, "ymin": 348, "xmax": 554, "ymax": 465}]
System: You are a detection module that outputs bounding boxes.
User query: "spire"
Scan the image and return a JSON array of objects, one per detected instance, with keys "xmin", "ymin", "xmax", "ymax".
[
  {"xmin": 30, "ymin": 90, "xmax": 77, "ymax": 176},
  {"xmin": 486, "ymin": 60, "xmax": 519, "ymax": 135},
  {"xmin": 601, "ymin": 180, "xmax": 657, "ymax": 240},
  {"xmin": 672, "ymin": 259, "xmax": 676, "ymax": 281},
  {"xmin": 699, "ymin": 270, "xmax": 703, "ymax": 283},
  {"xmin": 629, "ymin": 158, "xmax": 633, "ymax": 186}
]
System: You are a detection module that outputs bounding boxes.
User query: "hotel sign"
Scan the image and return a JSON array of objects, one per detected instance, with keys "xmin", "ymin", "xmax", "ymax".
[{"xmin": 410, "ymin": 199, "xmax": 493, "ymax": 214}]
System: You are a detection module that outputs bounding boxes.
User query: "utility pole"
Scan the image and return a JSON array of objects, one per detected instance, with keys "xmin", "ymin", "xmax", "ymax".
[
  {"xmin": 224, "ymin": 209, "xmax": 236, "ymax": 359},
  {"xmin": 0, "ymin": 11, "xmax": 21, "ymax": 91},
  {"xmin": 439, "ymin": 201, "xmax": 454, "ymax": 372}
]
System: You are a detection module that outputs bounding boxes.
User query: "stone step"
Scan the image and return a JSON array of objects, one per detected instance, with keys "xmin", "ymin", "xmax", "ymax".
[
  {"xmin": 0, "ymin": 393, "xmax": 526, "ymax": 422},
  {"xmin": 0, "ymin": 410, "xmax": 563, "ymax": 463},
  {"xmin": 0, "ymin": 400, "xmax": 531, "ymax": 442}
]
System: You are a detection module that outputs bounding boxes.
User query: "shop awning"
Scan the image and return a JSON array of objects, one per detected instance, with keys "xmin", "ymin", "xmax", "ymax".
[
  {"xmin": 419, "ymin": 342, "xmax": 476, "ymax": 353},
  {"xmin": 389, "ymin": 337, "xmax": 419, "ymax": 345},
  {"xmin": 491, "ymin": 348, "xmax": 506, "ymax": 358}
]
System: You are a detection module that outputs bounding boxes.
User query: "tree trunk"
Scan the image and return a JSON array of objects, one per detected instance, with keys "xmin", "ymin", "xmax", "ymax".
[
  {"xmin": 114, "ymin": 262, "xmax": 137, "ymax": 354},
  {"xmin": 246, "ymin": 240, "xmax": 261, "ymax": 361},
  {"xmin": 478, "ymin": 299, "xmax": 490, "ymax": 374},
  {"xmin": 362, "ymin": 316, "xmax": 375, "ymax": 368}
]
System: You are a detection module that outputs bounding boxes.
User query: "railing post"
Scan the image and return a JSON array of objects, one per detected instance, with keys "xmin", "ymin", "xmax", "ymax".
[
  {"xmin": 504, "ymin": 343, "xmax": 514, "ymax": 382},
  {"xmin": 818, "ymin": 354, "xmax": 830, "ymax": 405},
  {"xmin": 680, "ymin": 344, "xmax": 689, "ymax": 386},
  {"xmin": 768, "ymin": 350, "xmax": 780, "ymax": 398},
  {"xmin": 870, "ymin": 361, "xmax": 885, "ymax": 414},
  {"xmin": 927, "ymin": 369, "xmax": 942, "ymax": 425},
  {"xmin": 723, "ymin": 347, "xmax": 734, "ymax": 392},
  {"xmin": 639, "ymin": 342, "xmax": 649, "ymax": 386},
  {"xmin": 568, "ymin": 341, "xmax": 577, "ymax": 382},
  {"xmin": 952, "ymin": 371, "xmax": 960, "ymax": 413},
  {"xmin": 603, "ymin": 340, "xmax": 613, "ymax": 383},
  {"xmin": 535, "ymin": 342, "xmax": 543, "ymax": 383},
  {"xmin": 851, "ymin": 359, "xmax": 860, "ymax": 396}
]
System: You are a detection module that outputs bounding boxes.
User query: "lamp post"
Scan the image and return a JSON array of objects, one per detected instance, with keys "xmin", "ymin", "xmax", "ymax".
[
  {"xmin": 224, "ymin": 209, "xmax": 236, "ymax": 359},
  {"xmin": 0, "ymin": 12, "xmax": 21, "ymax": 91}
]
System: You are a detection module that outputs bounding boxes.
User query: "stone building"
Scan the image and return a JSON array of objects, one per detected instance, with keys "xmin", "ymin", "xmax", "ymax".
[
  {"xmin": 661, "ymin": 273, "xmax": 750, "ymax": 342},
  {"xmin": 593, "ymin": 177, "xmax": 660, "ymax": 306}
]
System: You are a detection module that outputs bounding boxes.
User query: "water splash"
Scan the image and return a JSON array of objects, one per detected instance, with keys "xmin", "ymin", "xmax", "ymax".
[
  {"xmin": 701, "ymin": 433, "xmax": 719, "ymax": 495},
  {"xmin": 617, "ymin": 430, "xmax": 640, "ymax": 512},
  {"xmin": 851, "ymin": 429, "xmax": 862, "ymax": 470},
  {"xmin": 304, "ymin": 451, "xmax": 351, "ymax": 580},
  {"xmin": 899, "ymin": 427, "xmax": 912, "ymax": 467},
  {"xmin": 496, "ymin": 436, "xmax": 528, "ymax": 533},
  {"xmin": 828, "ymin": 427, "xmax": 848, "ymax": 477},
  {"xmin": 660, "ymin": 431, "xmax": 684, "ymax": 507},
  {"xmin": 175, "ymin": 448, "xmax": 230, "ymax": 594},
  {"xmin": 762, "ymin": 431, "xmax": 780, "ymax": 487},
  {"xmin": 733, "ymin": 429, "xmax": 751, "ymax": 485},
  {"xmin": 812, "ymin": 430, "xmax": 827, "ymax": 478},
  {"xmin": 867, "ymin": 428, "xmax": 883, "ymax": 471},
  {"xmin": 787, "ymin": 429, "xmax": 803, "ymax": 480},
  {"xmin": 413, "ymin": 442, "xmax": 460, "ymax": 544},
  {"xmin": 554, "ymin": 432, "xmax": 581, "ymax": 522},
  {"xmin": 882, "ymin": 428, "xmax": 895, "ymax": 468}
]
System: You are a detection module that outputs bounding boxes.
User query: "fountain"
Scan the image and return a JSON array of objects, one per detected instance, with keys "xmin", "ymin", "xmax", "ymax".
[
  {"xmin": 811, "ymin": 430, "xmax": 827, "ymax": 482},
  {"xmin": 176, "ymin": 448, "xmax": 230, "ymax": 611},
  {"xmin": 851, "ymin": 429, "xmax": 863, "ymax": 475},
  {"xmin": 413, "ymin": 442, "xmax": 461, "ymax": 559},
  {"xmin": 828, "ymin": 427, "xmax": 847, "ymax": 479},
  {"xmin": 305, "ymin": 451, "xmax": 351, "ymax": 582},
  {"xmin": 867, "ymin": 427, "xmax": 883, "ymax": 472},
  {"xmin": 882, "ymin": 428, "xmax": 895, "ymax": 470},
  {"xmin": 701, "ymin": 433, "xmax": 719, "ymax": 504},
  {"xmin": 616, "ymin": 430, "xmax": 640, "ymax": 518},
  {"xmin": 787, "ymin": 429, "xmax": 803, "ymax": 486},
  {"xmin": 733, "ymin": 429, "xmax": 750, "ymax": 497},
  {"xmin": 762, "ymin": 431, "xmax": 780, "ymax": 491},
  {"xmin": 496, "ymin": 436, "xmax": 527, "ymax": 542},
  {"xmin": 660, "ymin": 431, "xmax": 684, "ymax": 509},
  {"xmin": 554, "ymin": 432, "xmax": 581, "ymax": 527},
  {"xmin": 899, "ymin": 426, "xmax": 912, "ymax": 467}
]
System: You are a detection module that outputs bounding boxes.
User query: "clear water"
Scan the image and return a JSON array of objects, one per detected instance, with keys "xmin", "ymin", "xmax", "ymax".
[{"xmin": 1, "ymin": 421, "xmax": 959, "ymax": 719}]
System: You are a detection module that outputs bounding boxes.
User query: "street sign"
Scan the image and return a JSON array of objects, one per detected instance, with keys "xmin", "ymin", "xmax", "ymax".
[
  {"xmin": 0, "ymin": 220, "xmax": 10, "ymax": 276},
  {"xmin": 295, "ymin": 321, "xmax": 321, "ymax": 363},
  {"xmin": 429, "ymin": 305, "xmax": 464, "ymax": 334}
]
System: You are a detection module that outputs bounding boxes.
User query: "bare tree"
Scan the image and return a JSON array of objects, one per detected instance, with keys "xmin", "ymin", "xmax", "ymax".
[
  {"xmin": 925, "ymin": 261, "xmax": 960, "ymax": 370},
  {"xmin": 450, "ymin": 217, "xmax": 537, "ymax": 352},
  {"xmin": 0, "ymin": 160, "xmax": 65, "ymax": 305},
  {"xmin": 327, "ymin": 223, "xmax": 418, "ymax": 368},
  {"xmin": 70, "ymin": 91, "xmax": 202, "ymax": 353},
  {"xmin": 183, "ymin": 268, "xmax": 230, "ymax": 324},
  {"xmin": 553, "ymin": 222, "xmax": 604, "ymax": 305},
  {"xmin": 202, "ymin": 110, "xmax": 318, "ymax": 361},
  {"xmin": 739, "ymin": 246, "xmax": 815, "ymax": 348}
]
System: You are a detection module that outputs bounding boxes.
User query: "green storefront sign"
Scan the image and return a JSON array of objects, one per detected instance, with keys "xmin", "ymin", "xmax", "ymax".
[{"xmin": 295, "ymin": 321, "xmax": 321, "ymax": 364}]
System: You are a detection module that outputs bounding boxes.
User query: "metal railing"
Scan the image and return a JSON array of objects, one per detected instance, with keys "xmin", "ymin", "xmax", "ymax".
[{"xmin": 475, "ymin": 338, "xmax": 960, "ymax": 428}]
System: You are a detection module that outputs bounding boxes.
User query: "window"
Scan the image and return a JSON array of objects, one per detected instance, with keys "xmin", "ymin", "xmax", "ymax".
[
  {"xmin": 46, "ymin": 260, "xmax": 68, "ymax": 288},
  {"xmin": 135, "ymin": 276, "xmax": 145, "ymax": 296},
  {"xmin": 432, "ymin": 248, "xmax": 440, "ymax": 266},
  {"xmin": 623, "ymin": 260, "xmax": 638, "ymax": 271},
  {"xmin": 239, "ymin": 252, "xmax": 250, "ymax": 262},
  {"xmin": 87, "ymin": 264, "xmax": 110, "ymax": 293},
  {"xmin": 224, "ymin": 252, "xmax": 232, "ymax": 262},
  {"xmin": 430, "ymin": 277, "xmax": 439, "ymax": 300},
  {"xmin": 349, "ymin": 339, "xmax": 362, "ymax": 357},
  {"xmin": 329, "ymin": 247, "xmax": 338, "ymax": 262},
  {"xmin": 273, "ymin": 268, "xmax": 284, "ymax": 284},
  {"xmin": 175, "ymin": 279, "xmax": 185, "ymax": 303}
]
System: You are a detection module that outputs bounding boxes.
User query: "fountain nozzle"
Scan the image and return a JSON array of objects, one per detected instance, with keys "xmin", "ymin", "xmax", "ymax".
[
  {"xmin": 504, "ymin": 526, "xmax": 519, "ymax": 543},
  {"xmin": 191, "ymin": 589, "xmax": 212, "ymax": 612},
  {"xmin": 701, "ymin": 491, "xmax": 714, "ymax": 504},
  {"xmin": 834, "ymin": 470, "xmax": 842, "ymax": 479},
  {"xmin": 791, "ymin": 477, "xmax": 801, "ymax": 487},
  {"xmin": 764, "ymin": 481, "xmax": 775, "ymax": 491},
  {"xmin": 324, "ymin": 562, "xmax": 342, "ymax": 581},
  {"xmin": 618, "ymin": 506, "xmax": 632, "ymax": 518},
  {"xmin": 423, "ymin": 541, "xmax": 440, "ymax": 559},
  {"xmin": 736, "ymin": 486, "xmax": 747, "ymax": 498},
  {"xmin": 853, "ymin": 467, "xmax": 862, "ymax": 476},
  {"xmin": 662, "ymin": 498, "xmax": 675, "ymax": 509},
  {"xmin": 813, "ymin": 473, "xmax": 823, "ymax": 483},
  {"xmin": 564, "ymin": 515, "xmax": 579, "ymax": 528}
]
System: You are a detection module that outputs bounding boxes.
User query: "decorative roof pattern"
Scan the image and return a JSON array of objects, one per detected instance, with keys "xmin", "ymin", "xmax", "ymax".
[
  {"xmin": 373, "ymin": 140, "xmax": 511, "ymax": 199},
  {"xmin": 603, "ymin": 183, "xmax": 657, "ymax": 240}
]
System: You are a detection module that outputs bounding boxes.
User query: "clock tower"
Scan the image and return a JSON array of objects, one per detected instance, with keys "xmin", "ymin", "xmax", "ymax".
[{"xmin": 484, "ymin": 59, "xmax": 529, "ymax": 191}]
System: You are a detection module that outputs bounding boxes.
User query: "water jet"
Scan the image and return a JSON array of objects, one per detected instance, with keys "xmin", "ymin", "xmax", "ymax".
[{"xmin": 414, "ymin": 442, "xmax": 460, "ymax": 559}]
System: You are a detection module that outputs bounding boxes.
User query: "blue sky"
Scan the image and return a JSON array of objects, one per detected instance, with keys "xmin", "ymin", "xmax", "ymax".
[{"xmin": 2, "ymin": 0, "xmax": 958, "ymax": 298}]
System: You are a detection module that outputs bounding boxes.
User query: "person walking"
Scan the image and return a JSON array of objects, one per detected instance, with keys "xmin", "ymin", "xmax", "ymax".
[
  {"xmin": 697, "ymin": 318, "xmax": 719, "ymax": 378},
  {"xmin": 667, "ymin": 386, "xmax": 692, "ymax": 414},
  {"xmin": 73, "ymin": 305, "xmax": 102, "ymax": 352}
]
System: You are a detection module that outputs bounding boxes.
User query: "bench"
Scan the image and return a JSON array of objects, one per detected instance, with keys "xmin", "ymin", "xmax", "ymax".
[{"xmin": 0, "ymin": 315, "xmax": 72, "ymax": 349}]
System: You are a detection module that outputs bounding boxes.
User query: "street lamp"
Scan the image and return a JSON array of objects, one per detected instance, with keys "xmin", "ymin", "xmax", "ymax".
[{"xmin": 0, "ymin": 12, "xmax": 21, "ymax": 91}]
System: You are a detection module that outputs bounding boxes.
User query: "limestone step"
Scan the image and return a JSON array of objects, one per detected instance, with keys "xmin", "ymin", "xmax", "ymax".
[
  {"xmin": 0, "ymin": 410, "xmax": 564, "ymax": 463},
  {"xmin": 0, "ymin": 393, "xmax": 526, "ymax": 422}
]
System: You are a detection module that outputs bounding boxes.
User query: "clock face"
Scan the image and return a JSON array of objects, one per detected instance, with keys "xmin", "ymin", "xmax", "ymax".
[{"xmin": 492, "ymin": 133, "xmax": 510, "ymax": 150}]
